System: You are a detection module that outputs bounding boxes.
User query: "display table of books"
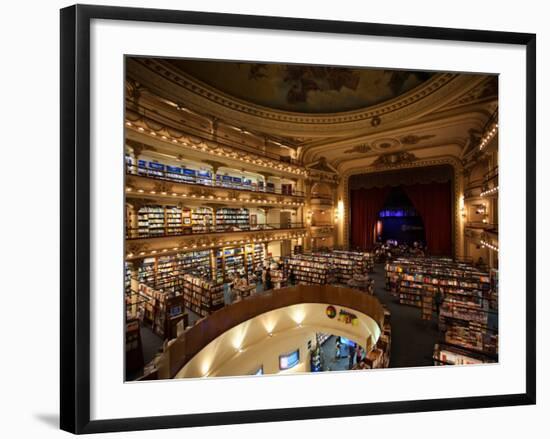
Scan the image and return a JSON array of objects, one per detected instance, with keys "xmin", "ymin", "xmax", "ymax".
[
  {"xmin": 233, "ymin": 283, "xmax": 256, "ymax": 300},
  {"xmin": 346, "ymin": 274, "xmax": 375, "ymax": 294}
]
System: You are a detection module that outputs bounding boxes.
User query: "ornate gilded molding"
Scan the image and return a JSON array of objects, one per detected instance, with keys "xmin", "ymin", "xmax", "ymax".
[
  {"xmin": 125, "ymin": 114, "xmax": 308, "ymax": 177},
  {"xmin": 127, "ymin": 58, "xmax": 487, "ymax": 137},
  {"xmin": 371, "ymin": 151, "xmax": 417, "ymax": 168},
  {"xmin": 132, "ymin": 58, "xmax": 457, "ymax": 125}
]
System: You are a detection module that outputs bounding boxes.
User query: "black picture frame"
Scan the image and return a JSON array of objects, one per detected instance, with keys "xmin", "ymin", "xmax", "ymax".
[{"xmin": 60, "ymin": 4, "xmax": 536, "ymax": 434}]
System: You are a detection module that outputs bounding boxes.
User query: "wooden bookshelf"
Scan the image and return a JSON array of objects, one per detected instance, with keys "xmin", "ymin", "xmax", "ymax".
[
  {"xmin": 285, "ymin": 251, "xmax": 374, "ymax": 286},
  {"xmin": 190, "ymin": 207, "xmax": 213, "ymax": 233},
  {"xmin": 216, "ymin": 207, "xmax": 250, "ymax": 231},
  {"xmin": 215, "ymin": 244, "xmax": 265, "ymax": 283},
  {"xmin": 182, "ymin": 274, "xmax": 224, "ymax": 317},
  {"xmin": 285, "ymin": 258, "xmax": 328, "ymax": 285}
]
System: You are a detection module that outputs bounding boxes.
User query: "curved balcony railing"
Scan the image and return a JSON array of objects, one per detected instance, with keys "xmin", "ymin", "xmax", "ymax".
[
  {"xmin": 128, "ymin": 101, "xmax": 302, "ymax": 166},
  {"xmin": 152, "ymin": 284, "xmax": 387, "ymax": 379},
  {"xmin": 127, "ymin": 222, "xmax": 306, "ymax": 240},
  {"xmin": 126, "ymin": 164, "xmax": 305, "ymax": 198}
]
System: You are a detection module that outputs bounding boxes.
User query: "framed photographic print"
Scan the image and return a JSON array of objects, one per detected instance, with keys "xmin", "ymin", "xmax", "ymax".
[{"xmin": 60, "ymin": 4, "xmax": 536, "ymax": 434}]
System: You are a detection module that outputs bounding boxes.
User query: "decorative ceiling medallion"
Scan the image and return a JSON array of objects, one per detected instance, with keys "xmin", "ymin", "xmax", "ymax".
[
  {"xmin": 372, "ymin": 151, "xmax": 417, "ymax": 167},
  {"xmin": 372, "ymin": 137, "xmax": 401, "ymax": 151}
]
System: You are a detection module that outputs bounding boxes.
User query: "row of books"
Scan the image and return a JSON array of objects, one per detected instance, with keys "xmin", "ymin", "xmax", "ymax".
[
  {"xmin": 285, "ymin": 258, "xmax": 328, "ymax": 285},
  {"xmin": 285, "ymin": 250, "xmax": 374, "ymax": 285},
  {"xmin": 385, "ymin": 258, "xmax": 491, "ymax": 307},
  {"xmin": 182, "ymin": 274, "xmax": 224, "ymax": 317}
]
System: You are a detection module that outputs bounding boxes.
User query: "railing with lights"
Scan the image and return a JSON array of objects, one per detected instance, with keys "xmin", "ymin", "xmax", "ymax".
[
  {"xmin": 126, "ymin": 222, "xmax": 306, "ymax": 240},
  {"xmin": 480, "ymin": 240, "xmax": 499, "ymax": 252},
  {"xmin": 126, "ymin": 232, "xmax": 307, "ymax": 260},
  {"xmin": 126, "ymin": 164, "xmax": 305, "ymax": 197},
  {"xmin": 127, "ymin": 102, "xmax": 301, "ymax": 165},
  {"xmin": 480, "ymin": 186, "xmax": 499, "ymax": 197},
  {"xmin": 125, "ymin": 186, "xmax": 305, "ymax": 207},
  {"xmin": 125, "ymin": 119, "xmax": 307, "ymax": 176}
]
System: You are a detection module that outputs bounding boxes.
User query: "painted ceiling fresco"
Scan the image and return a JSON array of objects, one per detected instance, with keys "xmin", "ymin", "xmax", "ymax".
[{"xmin": 166, "ymin": 59, "xmax": 435, "ymax": 114}]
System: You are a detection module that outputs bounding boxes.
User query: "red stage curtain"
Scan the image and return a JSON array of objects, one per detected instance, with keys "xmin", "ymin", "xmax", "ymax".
[
  {"xmin": 350, "ymin": 187, "xmax": 390, "ymax": 250},
  {"xmin": 403, "ymin": 182, "xmax": 452, "ymax": 256}
]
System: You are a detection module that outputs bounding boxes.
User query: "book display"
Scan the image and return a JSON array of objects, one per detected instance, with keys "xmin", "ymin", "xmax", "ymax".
[
  {"xmin": 136, "ymin": 283, "xmax": 185, "ymax": 338},
  {"xmin": 385, "ymin": 258, "xmax": 491, "ymax": 307},
  {"xmin": 191, "ymin": 207, "xmax": 213, "ymax": 233},
  {"xmin": 433, "ymin": 342, "xmax": 496, "ymax": 365},
  {"xmin": 182, "ymin": 274, "xmax": 224, "ymax": 317},
  {"xmin": 137, "ymin": 205, "xmax": 165, "ymax": 237},
  {"xmin": 285, "ymin": 250, "xmax": 374, "ymax": 286},
  {"xmin": 421, "ymin": 287, "xmax": 434, "ymax": 320},
  {"xmin": 217, "ymin": 247, "xmax": 245, "ymax": 280},
  {"xmin": 165, "ymin": 206, "xmax": 183, "ymax": 235},
  {"xmin": 331, "ymin": 250, "xmax": 375, "ymax": 273},
  {"xmin": 285, "ymin": 257, "xmax": 328, "ymax": 285},
  {"xmin": 270, "ymin": 269, "xmax": 287, "ymax": 289},
  {"xmin": 216, "ymin": 207, "xmax": 250, "ymax": 231},
  {"xmin": 215, "ymin": 244, "xmax": 265, "ymax": 282},
  {"xmin": 383, "ymin": 258, "xmax": 497, "ymax": 364},
  {"xmin": 137, "ymin": 252, "xmax": 209, "ymax": 293},
  {"xmin": 253, "ymin": 243, "xmax": 265, "ymax": 267},
  {"xmin": 438, "ymin": 294, "xmax": 498, "ymax": 360}
]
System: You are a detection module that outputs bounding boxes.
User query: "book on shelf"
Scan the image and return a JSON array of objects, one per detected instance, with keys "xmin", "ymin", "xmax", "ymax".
[{"xmin": 182, "ymin": 273, "xmax": 224, "ymax": 317}]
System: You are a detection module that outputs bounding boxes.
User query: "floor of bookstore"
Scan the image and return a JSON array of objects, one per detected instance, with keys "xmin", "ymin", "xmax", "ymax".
[{"xmin": 136, "ymin": 263, "xmax": 440, "ymax": 377}]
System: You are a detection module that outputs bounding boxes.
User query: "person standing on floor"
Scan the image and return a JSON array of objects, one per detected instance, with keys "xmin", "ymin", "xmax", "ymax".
[
  {"xmin": 223, "ymin": 282, "xmax": 232, "ymax": 306},
  {"xmin": 288, "ymin": 268, "xmax": 296, "ymax": 286},
  {"xmin": 335, "ymin": 339, "xmax": 341, "ymax": 360},
  {"xmin": 348, "ymin": 342, "xmax": 356, "ymax": 369},
  {"xmin": 355, "ymin": 343, "xmax": 362, "ymax": 364},
  {"xmin": 264, "ymin": 268, "xmax": 273, "ymax": 291}
]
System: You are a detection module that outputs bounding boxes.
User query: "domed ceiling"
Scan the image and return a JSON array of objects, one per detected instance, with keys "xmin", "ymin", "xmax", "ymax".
[{"xmin": 166, "ymin": 59, "xmax": 434, "ymax": 114}]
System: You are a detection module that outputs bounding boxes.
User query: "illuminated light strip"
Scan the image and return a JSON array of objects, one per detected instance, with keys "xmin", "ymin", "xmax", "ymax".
[
  {"xmin": 128, "ymin": 188, "xmax": 304, "ymax": 206},
  {"xmin": 480, "ymin": 240, "xmax": 499, "ymax": 252},
  {"xmin": 480, "ymin": 186, "xmax": 499, "ymax": 197},
  {"xmin": 479, "ymin": 123, "xmax": 498, "ymax": 151},
  {"xmin": 126, "ymin": 122, "xmax": 308, "ymax": 175},
  {"xmin": 125, "ymin": 230, "xmax": 308, "ymax": 259}
]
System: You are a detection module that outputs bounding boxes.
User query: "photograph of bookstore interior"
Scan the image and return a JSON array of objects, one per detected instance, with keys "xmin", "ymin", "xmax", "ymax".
[{"xmin": 124, "ymin": 58, "xmax": 499, "ymax": 381}]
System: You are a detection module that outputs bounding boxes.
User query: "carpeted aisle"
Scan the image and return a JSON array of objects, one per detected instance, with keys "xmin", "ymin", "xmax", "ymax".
[{"xmin": 370, "ymin": 263, "xmax": 442, "ymax": 368}]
